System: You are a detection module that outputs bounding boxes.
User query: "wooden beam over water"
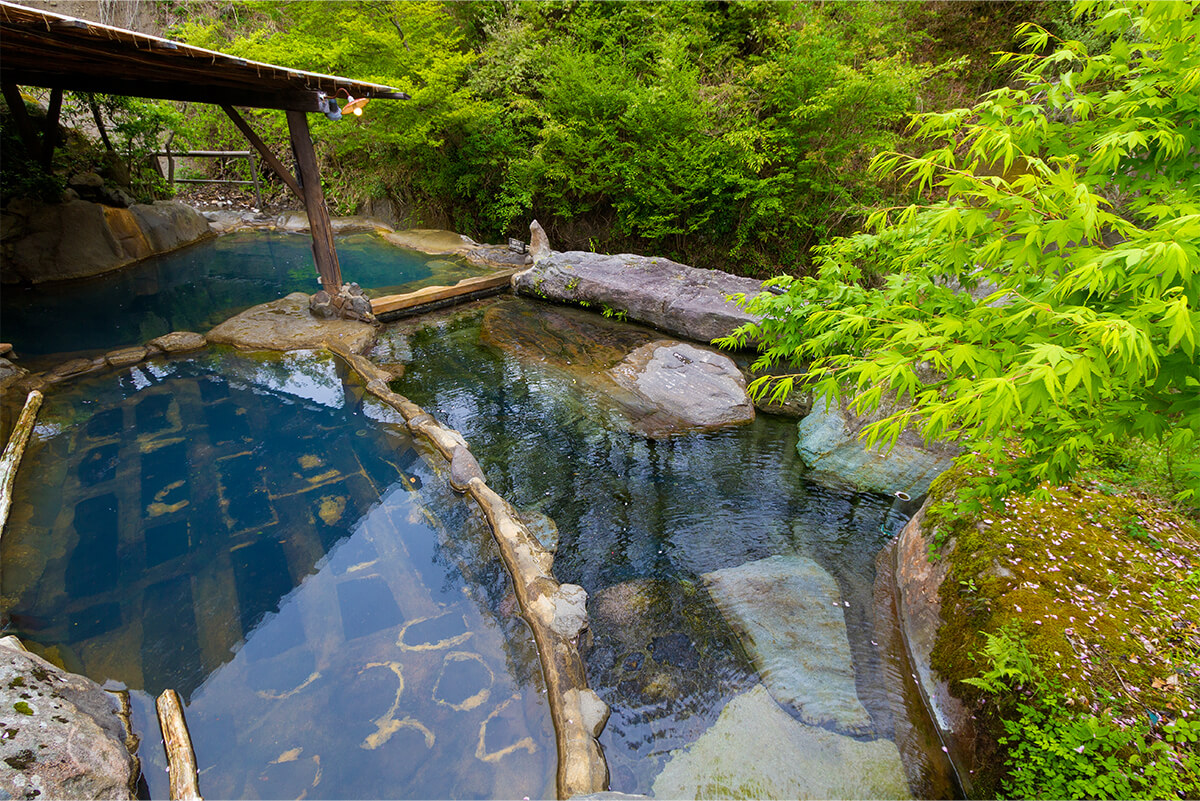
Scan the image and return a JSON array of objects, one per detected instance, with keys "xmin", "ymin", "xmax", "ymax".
[
  {"xmin": 0, "ymin": 390, "xmax": 43, "ymax": 541},
  {"xmin": 156, "ymin": 689, "xmax": 203, "ymax": 800},
  {"xmin": 371, "ymin": 270, "xmax": 519, "ymax": 319}
]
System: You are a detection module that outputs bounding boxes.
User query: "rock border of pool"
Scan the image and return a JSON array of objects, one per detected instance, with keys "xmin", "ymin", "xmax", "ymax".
[
  {"xmin": 332, "ymin": 344, "xmax": 611, "ymax": 799},
  {"xmin": 2, "ymin": 314, "xmax": 611, "ymax": 799}
]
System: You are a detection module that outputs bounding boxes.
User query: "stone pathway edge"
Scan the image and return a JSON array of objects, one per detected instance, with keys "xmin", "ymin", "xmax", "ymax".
[{"xmin": 330, "ymin": 344, "xmax": 610, "ymax": 799}]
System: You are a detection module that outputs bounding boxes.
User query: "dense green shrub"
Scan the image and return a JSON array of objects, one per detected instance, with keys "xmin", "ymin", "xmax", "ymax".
[
  {"xmin": 168, "ymin": 0, "xmax": 1005, "ymax": 274},
  {"xmin": 967, "ymin": 629, "xmax": 1199, "ymax": 799},
  {"xmin": 2, "ymin": 91, "xmax": 178, "ymax": 206}
]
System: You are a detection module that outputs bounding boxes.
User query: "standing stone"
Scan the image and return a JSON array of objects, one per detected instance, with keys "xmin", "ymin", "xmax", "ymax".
[
  {"xmin": 529, "ymin": 220, "xmax": 551, "ymax": 263},
  {"xmin": 0, "ymin": 637, "xmax": 139, "ymax": 800},
  {"xmin": 703, "ymin": 555, "xmax": 874, "ymax": 735}
]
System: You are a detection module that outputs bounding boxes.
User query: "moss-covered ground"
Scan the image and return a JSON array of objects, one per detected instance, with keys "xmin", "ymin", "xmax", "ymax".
[{"xmin": 925, "ymin": 467, "xmax": 1200, "ymax": 795}]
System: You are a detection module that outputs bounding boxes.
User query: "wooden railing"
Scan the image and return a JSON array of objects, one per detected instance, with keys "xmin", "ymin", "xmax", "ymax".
[{"xmin": 155, "ymin": 142, "xmax": 263, "ymax": 209}]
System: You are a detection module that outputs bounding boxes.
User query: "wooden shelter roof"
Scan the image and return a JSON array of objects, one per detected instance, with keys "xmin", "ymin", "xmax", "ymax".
[{"xmin": 0, "ymin": 0, "xmax": 410, "ymax": 111}]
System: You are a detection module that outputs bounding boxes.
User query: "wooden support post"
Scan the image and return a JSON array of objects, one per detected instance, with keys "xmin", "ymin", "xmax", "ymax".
[
  {"xmin": 165, "ymin": 133, "xmax": 175, "ymax": 184},
  {"xmin": 41, "ymin": 87, "xmax": 62, "ymax": 169},
  {"xmin": 221, "ymin": 104, "xmax": 303, "ymax": 200},
  {"xmin": 156, "ymin": 689, "xmax": 203, "ymax": 800},
  {"xmin": 88, "ymin": 94, "xmax": 115, "ymax": 153},
  {"xmin": 1, "ymin": 83, "xmax": 41, "ymax": 157},
  {"xmin": 286, "ymin": 109, "xmax": 342, "ymax": 294}
]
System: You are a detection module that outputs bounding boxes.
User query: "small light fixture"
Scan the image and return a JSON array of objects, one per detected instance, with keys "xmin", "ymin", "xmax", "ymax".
[{"xmin": 337, "ymin": 88, "xmax": 369, "ymax": 117}]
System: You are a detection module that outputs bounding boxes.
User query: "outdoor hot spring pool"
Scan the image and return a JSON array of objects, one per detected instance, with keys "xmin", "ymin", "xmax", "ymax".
[
  {"xmin": 1, "ymin": 349, "xmax": 555, "ymax": 799},
  {"xmin": 1, "ymin": 238, "xmax": 956, "ymax": 798},
  {"xmin": 0, "ymin": 231, "xmax": 485, "ymax": 358}
]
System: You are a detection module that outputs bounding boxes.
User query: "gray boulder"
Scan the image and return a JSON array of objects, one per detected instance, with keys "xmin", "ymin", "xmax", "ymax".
[
  {"xmin": 130, "ymin": 201, "xmax": 211, "ymax": 252},
  {"xmin": 512, "ymin": 251, "xmax": 762, "ymax": 344},
  {"xmin": 480, "ymin": 299, "xmax": 753, "ymax": 438},
  {"xmin": 703, "ymin": 555, "xmax": 874, "ymax": 735},
  {"xmin": 608, "ymin": 341, "xmax": 754, "ymax": 433},
  {"xmin": 651, "ymin": 684, "xmax": 911, "ymax": 800},
  {"xmin": 797, "ymin": 398, "xmax": 959, "ymax": 496},
  {"xmin": 147, "ymin": 331, "xmax": 207, "ymax": 354},
  {"xmin": 0, "ymin": 637, "xmax": 139, "ymax": 800},
  {"xmin": 0, "ymin": 358, "xmax": 29, "ymax": 393}
]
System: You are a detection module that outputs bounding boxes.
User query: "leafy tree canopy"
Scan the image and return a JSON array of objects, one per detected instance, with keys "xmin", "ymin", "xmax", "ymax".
[
  {"xmin": 720, "ymin": 0, "xmax": 1200, "ymax": 505},
  {"xmin": 170, "ymin": 0, "xmax": 979, "ymax": 272}
]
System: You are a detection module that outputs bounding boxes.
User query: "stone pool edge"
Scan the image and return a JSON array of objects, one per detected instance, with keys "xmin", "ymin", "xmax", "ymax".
[{"xmin": 329, "ymin": 343, "xmax": 611, "ymax": 800}]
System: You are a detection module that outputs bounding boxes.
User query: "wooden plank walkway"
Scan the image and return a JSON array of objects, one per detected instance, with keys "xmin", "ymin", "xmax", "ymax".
[{"xmin": 371, "ymin": 269, "xmax": 519, "ymax": 321}]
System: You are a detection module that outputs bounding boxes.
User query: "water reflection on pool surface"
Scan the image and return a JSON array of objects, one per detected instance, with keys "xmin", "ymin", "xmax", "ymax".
[{"xmin": 0, "ymin": 348, "xmax": 554, "ymax": 799}]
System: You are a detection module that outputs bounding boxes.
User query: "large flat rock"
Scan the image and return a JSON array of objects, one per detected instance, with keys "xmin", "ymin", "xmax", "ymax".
[
  {"xmin": 207, "ymin": 292, "xmax": 377, "ymax": 353},
  {"xmin": 512, "ymin": 251, "xmax": 761, "ymax": 344},
  {"xmin": 703, "ymin": 554, "xmax": 873, "ymax": 735},
  {"xmin": 651, "ymin": 684, "xmax": 912, "ymax": 800},
  {"xmin": 0, "ymin": 637, "xmax": 139, "ymax": 800}
]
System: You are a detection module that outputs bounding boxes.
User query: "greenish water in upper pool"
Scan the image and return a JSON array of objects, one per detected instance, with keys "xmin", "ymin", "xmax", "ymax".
[
  {"xmin": 0, "ymin": 232, "xmax": 483, "ymax": 358},
  {"xmin": 0, "ymin": 348, "xmax": 554, "ymax": 799}
]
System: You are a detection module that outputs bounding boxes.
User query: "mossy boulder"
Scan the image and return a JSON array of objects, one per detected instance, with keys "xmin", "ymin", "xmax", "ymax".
[
  {"xmin": 0, "ymin": 636, "xmax": 139, "ymax": 800},
  {"xmin": 892, "ymin": 465, "xmax": 1200, "ymax": 797}
]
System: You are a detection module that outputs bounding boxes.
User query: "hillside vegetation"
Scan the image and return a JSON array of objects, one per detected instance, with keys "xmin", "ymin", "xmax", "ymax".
[{"xmin": 167, "ymin": 0, "xmax": 1059, "ymax": 275}]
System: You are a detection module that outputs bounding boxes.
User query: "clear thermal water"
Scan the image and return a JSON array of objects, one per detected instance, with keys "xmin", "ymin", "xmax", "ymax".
[
  {"xmin": 1, "ymin": 348, "xmax": 555, "ymax": 799},
  {"xmin": 0, "ymin": 232, "xmax": 483, "ymax": 357}
]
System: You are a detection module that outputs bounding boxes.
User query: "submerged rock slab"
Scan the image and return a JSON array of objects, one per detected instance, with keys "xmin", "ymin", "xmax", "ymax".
[
  {"xmin": 608, "ymin": 341, "xmax": 753, "ymax": 432},
  {"xmin": 797, "ymin": 399, "xmax": 959, "ymax": 496},
  {"xmin": 703, "ymin": 554, "xmax": 873, "ymax": 734},
  {"xmin": 0, "ymin": 637, "xmax": 139, "ymax": 800},
  {"xmin": 651, "ymin": 684, "xmax": 911, "ymax": 800},
  {"xmin": 512, "ymin": 251, "xmax": 762, "ymax": 344},
  {"xmin": 208, "ymin": 292, "xmax": 377, "ymax": 354},
  {"xmin": 586, "ymin": 578, "xmax": 757, "ymax": 790},
  {"xmin": 381, "ymin": 229, "xmax": 477, "ymax": 256}
]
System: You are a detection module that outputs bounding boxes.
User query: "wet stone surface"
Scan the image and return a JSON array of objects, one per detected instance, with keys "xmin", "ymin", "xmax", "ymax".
[{"xmin": 0, "ymin": 638, "xmax": 138, "ymax": 800}]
